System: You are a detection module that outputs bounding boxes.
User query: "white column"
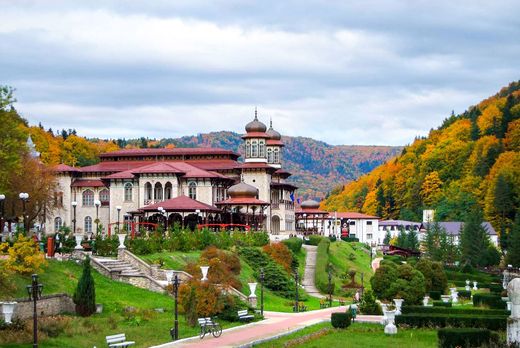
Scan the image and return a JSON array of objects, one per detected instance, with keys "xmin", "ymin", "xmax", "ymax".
[{"xmin": 507, "ymin": 278, "xmax": 520, "ymax": 345}]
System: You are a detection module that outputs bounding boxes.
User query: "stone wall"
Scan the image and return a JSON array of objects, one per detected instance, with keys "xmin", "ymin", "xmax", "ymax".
[{"xmin": 4, "ymin": 294, "xmax": 75, "ymax": 321}]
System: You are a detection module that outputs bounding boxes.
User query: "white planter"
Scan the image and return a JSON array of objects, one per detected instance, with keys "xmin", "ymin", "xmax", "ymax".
[
  {"xmin": 393, "ymin": 299, "xmax": 404, "ymax": 315},
  {"xmin": 423, "ymin": 296, "xmax": 429, "ymax": 307},
  {"xmin": 96, "ymin": 304, "xmax": 103, "ymax": 314},
  {"xmin": 441, "ymin": 295, "xmax": 451, "ymax": 303},
  {"xmin": 74, "ymin": 235, "xmax": 83, "ymax": 250},
  {"xmin": 117, "ymin": 234, "xmax": 126, "ymax": 249},
  {"xmin": 380, "ymin": 303, "xmax": 388, "ymax": 325},
  {"xmin": 465, "ymin": 285, "xmax": 471, "ymax": 291},
  {"xmin": 450, "ymin": 288, "xmax": 458, "ymax": 303},
  {"xmin": 248, "ymin": 282, "xmax": 258, "ymax": 298},
  {"xmin": 200, "ymin": 266, "xmax": 209, "ymax": 281},
  {"xmin": 508, "ymin": 301, "xmax": 512, "ymax": 311},
  {"xmin": 473, "ymin": 281, "xmax": 478, "ymax": 290},
  {"xmin": 1, "ymin": 302, "xmax": 17, "ymax": 324},
  {"xmin": 383, "ymin": 309, "xmax": 397, "ymax": 335}
]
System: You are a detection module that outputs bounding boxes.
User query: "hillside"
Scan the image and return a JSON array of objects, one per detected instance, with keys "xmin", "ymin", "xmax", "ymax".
[{"xmin": 322, "ymin": 81, "xmax": 520, "ymax": 234}]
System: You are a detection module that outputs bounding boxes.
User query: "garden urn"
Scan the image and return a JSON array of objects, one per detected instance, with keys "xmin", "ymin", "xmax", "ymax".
[
  {"xmin": 441, "ymin": 295, "xmax": 451, "ymax": 303},
  {"xmin": 200, "ymin": 266, "xmax": 209, "ymax": 281},
  {"xmin": 380, "ymin": 303, "xmax": 388, "ymax": 325},
  {"xmin": 117, "ymin": 234, "xmax": 126, "ymax": 249},
  {"xmin": 450, "ymin": 288, "xmax": 458, "ymax": 303},
  {"xmin": 393, "ymin": 299, "xmax": 404, "ymax": 315},
  {"xmin": 248, "ymin": 282, "xmax": 257, "ymax": 298},
  {"xmin": 383, "ymin": 309, "xmax": 397, "ymax": 335},
  {"xmin": 74, "ymin": 234, "xmax": 83, "ymax": 250},
  {"xmin": 1, "ymin": 302, "xmax": 17, "ymax": 324},
  {"xmin": 422, "ymin": 296, "xmax": 429, "ymax": 307},
  {"xmin": 473, "ymin": 281, "xmax": 478, "ymax": 290},
  {"xmin": 465, "ymin": 279, "xmax": 471, "ymax": 291}
]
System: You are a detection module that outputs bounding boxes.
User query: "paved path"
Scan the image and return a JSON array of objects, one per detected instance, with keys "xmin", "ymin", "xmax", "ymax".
[
  {"xmin": 371, "ymin": 257, "xmax": 383, "ymax": 272},
  {"xmin": 301, "ymin": 245, "xmax": 325, "ymax": 298},
  {"xmin": 152, "ymin": 307, "xmax": 382, "ymax": 348}
]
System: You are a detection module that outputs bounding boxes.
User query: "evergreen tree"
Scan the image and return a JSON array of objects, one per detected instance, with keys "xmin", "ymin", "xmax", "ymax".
[
  {"xmin": 383, "ymin": 230, "xmax": 392, "ymax": 245},
  {"xmin": 494, "ymin": 174, "xmax": 516, "ymax": 237},
  {"xmin": 73, "ymin": 255, "xmax": 96, "ymax": 316},
  {"xmin": 459, "ymin": 206, "xmax": 490, "ymax": 267},
  {"xmin": 507, "ymin": 211, "xmax": 520, "ymax": 267},
  {"xmin": 396, "ymin": 228, "xmax": 407, "ymax": 248},
  {"xmin": 406, "ymin": 229, "xmax": 419, "ymax": 251}
]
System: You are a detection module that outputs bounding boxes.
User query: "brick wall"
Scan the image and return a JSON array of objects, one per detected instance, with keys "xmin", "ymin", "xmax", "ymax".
[{"xmin": 3, "ymin": 294, "xmax": 75, "ymax": 321}]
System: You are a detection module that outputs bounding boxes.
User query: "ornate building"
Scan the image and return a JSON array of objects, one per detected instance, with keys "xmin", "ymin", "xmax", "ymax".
[{"xmin": 47, "ymin": 113, "xmax": 296, "ymax": 236}]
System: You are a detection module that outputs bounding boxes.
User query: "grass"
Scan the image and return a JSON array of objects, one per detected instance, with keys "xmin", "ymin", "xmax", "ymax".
[
  {"xmin": 255, "ymin": 322, "xmax": 437, "ymax": 348},
  {"xmin": 2, "ymin": 260, "xmax": 240, "ymax": 348},
  {"xmin": 140, "ymin": 251, "xmax": 201, "ymax": 270}
]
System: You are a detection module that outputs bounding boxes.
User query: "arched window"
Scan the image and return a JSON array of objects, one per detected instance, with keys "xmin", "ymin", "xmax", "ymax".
[
  {"xmin": 251, "ymin": 140, "xmax": 258, "ymax": 157},
  {"xmin": 274, "ymin": 148, "xmax": 280, "ymax": 163},
  {"xmin": 124, "ymin": 183, "xmax": 133, "ymax": 201},
  {"xmin": 267, "ymin": 148, "xmax": 273, "ymax": 163},
  {"xmin": 188, "ymin": 182, "xmax": 197, "ymax": 200},
  {"xmin": 259, "ymin": 140, "xmax": 265, "ymax": 158},
  {"xmin": 54, "ymin": 217, "xmax": 62, "ymax": 232},
  {"xmin": 154, "ymin": 182, "xmax": 163, "ymax": 200},
  {"xmin": 165, "ymin": 182, "xmax": 172, "ymax": 200},
  {"xmin": 54, "ymin": 192, "xmax": 63, "ymax": 207},
  {"xmin": 145, "ymin": 182, "xmax": 153, "ymax": 200},
  {"xmin": 84, "ymin": 216, "xmax": 92, "ymax": 233},
  {"xmin": 246, "ymin": 140, "xmax": 251, "ymax": 158},
  {"xmin": 99, "ymin": 189, "xmax": 109, "ymax": 205},
  {"xmin": 82, "ymin": 189, "xmax": 94, "ymax": 206}
]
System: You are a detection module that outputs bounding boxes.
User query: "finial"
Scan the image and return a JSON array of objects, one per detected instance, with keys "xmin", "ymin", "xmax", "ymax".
[
  {"xmin": 254, "ymin": 107, "xmax": 258, "ymax": 120},
  {"xmin": 269, "ymin": 117, "xmax": 272, "ymax": 128},
  {"xmin": 240, "ymin": 173, "xmax": 244, "ymax": 182}
]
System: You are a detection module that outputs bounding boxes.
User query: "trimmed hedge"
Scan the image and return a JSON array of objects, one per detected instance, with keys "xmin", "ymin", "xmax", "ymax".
[
  {"xmin": 438, "ymin": 328, "xmax": 497, "ymax": 348},
  {"xmin": 429, "ymin": 291, "xmax": 441, "ymax": 300},
  {"xmin": 341, "ymin": 237, "xmax": 359, "ymax": 242},
  {"xmin": 331, "ymin": 312, "xmax": 352, "ymax": 328},
  {"xmin": 395, "ymin": 313, "xmax": 507, "ymax": 330},
  {"xmin": 282, "ymin": 237, "xmax": 303, "ymax": 253},
  {"xmin": 457, "ymin": 290, "xmax": 471, "ymax": 299},
  {"xmin": 315, "ymin": 239, "xmax": 331, "ymax": 293},
  {"xmin": 445, "ymin": 270, "xmax": 495, "ymax": 283},
  {"xmin": 305, "ymin": 235, "xmax": 324, "ymax": 246},
  {"xmin": 433, "ymin": 301, "xmax": 452, "ymax": 307},
  {"xmin": 401, "ymin": 306, "xmax": 509, "ymax": 316},
  {"xmin": 473, "ymin": 294, "xmax": 507, "ymax": 309},
  {"xmin": 488, "ymin": 283, "xmax": 503, "ymax": 294}
]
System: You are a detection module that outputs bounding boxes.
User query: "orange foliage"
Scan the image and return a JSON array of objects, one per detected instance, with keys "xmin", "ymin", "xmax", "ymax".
[{"xmin": 263, "ymin": 242, "xmax": 293, "ymax": 273}]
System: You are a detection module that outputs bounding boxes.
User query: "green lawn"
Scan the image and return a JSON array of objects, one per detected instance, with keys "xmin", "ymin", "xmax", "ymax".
[
  {"xmin": 140, "ymin": 251, "xmax": 201, "ymax": 270},
  {"xmin": 255, "ymin": 322, "xmax": 437, "ymax": 348},
  {"xmin": 328, "ymin": 242, "xmax": 374, "ymax": 294}
]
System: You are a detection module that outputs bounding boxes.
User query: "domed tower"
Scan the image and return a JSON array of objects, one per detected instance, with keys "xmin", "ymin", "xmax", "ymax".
[
  {"xmin": 266, "ymin": 119, "xmax": 284, "ymax": 169},
  {"xmin": 242, "ymin": 109, "xmax": 270, "ymax": 163}
]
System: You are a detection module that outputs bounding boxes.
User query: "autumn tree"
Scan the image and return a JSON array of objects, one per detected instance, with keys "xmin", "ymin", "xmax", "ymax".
[
  {"xmin": 507, "ymin": 211, "xmax": 520, "ymax": 267},
  {"xmin": 421, "ymin": 171, "xmax": 443, "ymax": 207}
]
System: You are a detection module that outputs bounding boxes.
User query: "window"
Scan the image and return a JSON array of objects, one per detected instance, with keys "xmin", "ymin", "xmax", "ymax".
[
  {"xmin": 246, "ymin": 140, "xmax": 251, "ymax": 158},
  {"xmin": 251, "ymin": 140, "xmax": 258, "ymax": 157},
  {"xmin": 82, "ymin": 189, "xmax": 94, "ymax": 206},
  {"xmin": 274, "ymin": 148, "xmax": 280, "ymax": 163},
  {"xmin": 99, "ymin": 189, "xmax": 110, "ymax": 205},
  {"xmin": 165, "ymin": 182, "xmax": 172, "ymax": 200},
  {"xmin": 267, "ymin": 148, "xmax": 273, "ymax": 163},
  {"xmin": 259, "ymin": 140, "xmax": 265, "ymax": 157},
  {"xmin": 54, "ymin": 217, "xmax": 62, "ymax": 232},
  {"xmin": 367, "ymin": 233, "xmax": 373, "ymax": 240},
  {"xmin": 145, "ymin": 182, "xmax": 152, "ymax": 200},
  {"xmin": 84, "ymin": 216, "xmax": 92, "ymax": 233},
  {"xmin": 154, "ymin": 182, "xmax": 163, "ymax": 200},
  {"xmin": 188, "ymin": 182, "xmax": 197, "ymax": 200},
  {"xmin": 124, "ymin": 183, "xmax": 133, "ymax": 201},
  {"xmin": 349, "ymin": 221, "xmax": 356, "ymax": 225},
  {"xmin": 367, "ymin": 221, "xmax": 372, "ymax": 225}
]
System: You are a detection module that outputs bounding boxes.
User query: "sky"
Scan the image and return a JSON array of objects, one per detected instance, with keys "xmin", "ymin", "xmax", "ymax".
[{"xmin": 1, "ymin": 1, "xmax": 519, "ymax": 146}]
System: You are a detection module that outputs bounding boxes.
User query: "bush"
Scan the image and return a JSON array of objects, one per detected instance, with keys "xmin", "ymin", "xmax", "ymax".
[
  {"xmin": 488, "ymin": 283, "xmax": 503, "ymax": 294},
  {"xmin": 473, "ymin": 294, "xmax": 507, "ymax": 309},
  {"xmin": 457, "ymin": 290, "xmax": 471, "ymax": 299},
  {"xmin": 263, "ymin": 242, "xmax": 293, "ymax": 274},
  {"xmin": 433, "ymin": 301, "xmax": 452, "ymax": 307},
  {"xmin": 73, "ymin": 255, "xmax": 96, "ymax": 317},
  {"xmin": 395, "ymin": 313, "xmax": 506, "ymax": 330},
  {"xmin": 415, "ymin": 259, "xmax": 447, "ymax": 293},
  {"xmin": 6, "ymin": 235, "xmax": 46, "ymax": 275},
  {"xmin": 329, "ymin": 235, "xmax": 337, "ymax": 242},
  {"xmin": 93, "ymin": 235, "xmax": 118, "ymax": 256},
  {"xmin": 438, "ymin": 328, "xmax": 496, "ymax": 348},
  {"xmin": 341, "ymin": 237, "xmax": 359, "ymax": 242},
  {"xmin": 331, "ymin": 312, "xmax": 352, "ymax": 328},
  {"xmin": 315, "ymin": 239, "xmax": 331, "ymax": 293},
  {"xmin": 306, "ymin": 235, "xmax": 323, "ymax": 246},
  {"xmin": 371, "ymin": 262, "xmax": 426, "ymax": 305},
  {"xmin": 359, "ymin": 290, "xmax": 382, "ymax": 315},
  {"xmin": 429, "ymin": 291, "xmax": 441, "ymax": 300},
  {"xmin": 401, "ymin": 306, "xmax": 508, "ymax": 316},
  {"xmin": 283, "ymin": 237, "xmax": 303, "ymax": 253},
  {"xmin": 239, "ymin": 247, "xmax": 271, "ymax": 268}
]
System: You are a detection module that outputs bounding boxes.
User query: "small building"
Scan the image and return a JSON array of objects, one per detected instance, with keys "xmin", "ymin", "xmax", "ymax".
[
  {"xmin": 378, "ymin": 220, "xmax": 422, "ymax": 240},
  {"xmin": 325, "ymin": 212, "xmax": 380, "ymax": 245},
  {"xmin": 421, "ymin": 221, "xmax": 499, "ymax": 247}
]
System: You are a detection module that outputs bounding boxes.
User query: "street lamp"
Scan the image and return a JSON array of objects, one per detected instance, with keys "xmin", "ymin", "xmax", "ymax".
[
  {"xmin": 166, "ymin": 270, "xmax": 179, "ymax": 341},
  {"xmin": 158, "ymin": 207, "xmax": 167, "ymax": 231},
  {"xmin": 71, "ymin": 201, "xmax": 77, "ymax": 234},
  {"xmin": 19, "ymin": 192, "xmax": 29, "ymax": 232},
  {"xmin": 116, "ymin": 206, "xmax": 122, "ymax": 233},
  {"xmin": 26, "ymin": 274, "xmax": 43, "ymax": 348},
  {"xmin": 328, "ymin": 268, "xmax": 333, "ymax": 307},
  {"xmin": 260, "ymin": 267, "xmax": 264, "ymax": 317},
  {"xmin": 294, "ymin": 270, "xmax": 299, "ymax": 312},
  {"xmin": 94, "ymin": 200, "xmax": 101, "ymax": 235}
]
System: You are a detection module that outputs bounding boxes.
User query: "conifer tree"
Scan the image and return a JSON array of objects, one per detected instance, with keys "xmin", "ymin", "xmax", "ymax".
[
  {"xmin": 383, "ymin": 230, "xmax": 392, "ymax": 245},
  {"xmin": 459, "ymin": 206, "xmax": 490, "ymax": 267},
  {"xmin": 73, "ymin": 255, "xmax": 96, "ymax": 317},
  {"xmin": 406, "ymin": 229, "xmax": 419, "ymax": 251},
  {"xmin": 507, "ymin": 211, "xmax": 520, "ymax": 267},
  {"xmin": 396, "ymin": 227, "xmax": 407, "ymax": 248}
]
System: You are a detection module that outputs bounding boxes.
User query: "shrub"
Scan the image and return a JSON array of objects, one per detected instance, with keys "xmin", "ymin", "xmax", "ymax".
[
  {"xmin": 473, "ymin": 294, "xmax": 507, "ymax": 309},
  {"xmin": 179, "ymin": 279, "xmax": 224, "ymax": 326},
  {"xmin": 457, "ymin": 290, "xmax": 471, "ymax": 299},
  {"xmin": 371, "ymin": 262, "xmax": 399, "ymax": 300},
  {"xmin": 6, "ymin": 235, "xmax": 46, "ymax": 275},
  {"xmin": 395, "ymin": 313, "xmax": 506, "ymax": 330},
  {"xmin": 371, "ymin": 262, "xmax": 426, "ymax": 304},
  {"xmin": 401, "ymin": 306, "xmax": 508, "ymax": 316},
  {"xmin": 415, "ymin": 259, "xmax": 447, "ymax": 293},
  {"xmin": 438, "ymin": 328, "xmax": 496, "ymax": 348},
  {"xmin": 488, "ymin": 283, "xmax": 503, "ymax": 294},
  {"xmin": 93, "ymin": 235, "xmax": 118, "ymax": 256},
  {"xmin": 73, "ymin": 255, "xmax": 96, "ymax": 317},
  {"xmin": 329, "ymin": 235, "xmax": 337, "ymax": 242},
  {"xmin": 331, "ymin": 312, "xmax": 352, "ymax": 328},
  {"xmin": 261, "ymin": 262, "xmax": 293, "ymax": 298},
  {"xmin": 341, "ymin": 237, "xmax": 359, "ymax": 242},
  {"xmin": 306, "ymin": 235, "xmax": 323, "ymax": 246},
  {"xmin": 433, "ymin": 301, "xmax": 452, "ymax": 307},
  {"xmin": 429, "ymin": 291, "xmax": 441, "ymax": 300},
  {"xmin": 263, "ymin": 242, "xmax": 293, "ymax": 274},
  {"xmin": 239, "ymin": 247, "xmax": 271, "ymax": 268},
  {"xmin": 283, "ymin": 237, "xmax": 303, "ymax": 253},
  {"xmin": 315, "ymin": 239, "xmax": 331, "ymax": 293},
  {"xmin": 359, "ymin": 290, "xmax": 382, "ymax": 315}
]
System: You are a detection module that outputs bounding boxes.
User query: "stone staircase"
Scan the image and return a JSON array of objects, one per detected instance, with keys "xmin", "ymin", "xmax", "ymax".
[{"xmin": 92, "ymin": 257, "xmax": 144, "ymax": 277}]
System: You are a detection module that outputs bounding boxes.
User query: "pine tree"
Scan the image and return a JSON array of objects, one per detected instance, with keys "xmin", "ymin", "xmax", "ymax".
[
  {"xmin": 459, "ymin": 206, "xmax": 490, "ymax": 267},
  {"xmin": 507, "ymin": 211, "xmax": 520, "ymax": 267},
  {"xmin": 396, "ymin": 228, "xmax": 407, "ymax": 248},
  {"xmin": 73, "ymin": 255, "xmax": 96, "ymax": 316},
  {"xmin": 406, "ymin": 229, "xmax": 419, "ymax": 251},
  {"xmin": 383, "ymin": 230, "xmax": 392, "ymax": 245}
]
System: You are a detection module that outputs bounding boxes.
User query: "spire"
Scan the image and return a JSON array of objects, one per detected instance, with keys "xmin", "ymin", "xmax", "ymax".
[
  {"xmin": 269, "ymin": 117, "xmax": 273, "ymax": 129},
  {"xmin": 254, "ymin": 107, "xmax": 258, "ymax": 120}
]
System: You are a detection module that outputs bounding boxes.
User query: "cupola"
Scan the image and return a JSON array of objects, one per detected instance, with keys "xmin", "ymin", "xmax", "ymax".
[{"xmin": 227, "ymin": 181, "xmax": 258, "ymax": 198}]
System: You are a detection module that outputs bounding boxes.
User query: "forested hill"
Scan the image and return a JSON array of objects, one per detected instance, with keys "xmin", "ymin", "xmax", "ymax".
[
  {"xmin": 156, "ymin": 133, "xmax": 402, "ymax": 200},
  {"xmin": 322, "ymin": 81, "xmax": 520, "ymax": 234}
]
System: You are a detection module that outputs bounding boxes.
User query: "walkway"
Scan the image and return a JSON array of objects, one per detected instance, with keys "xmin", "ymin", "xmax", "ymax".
[
  {"xmin": 301, "ymin": 245, "xmax": 324, "ymax": 298},
  {"xmin": 371, "ymin": 257, "xmax": 383, "ymax": 272},
  {"xmin": 152, "ymin": 307, "xmax": 382, "ymax": 348}
]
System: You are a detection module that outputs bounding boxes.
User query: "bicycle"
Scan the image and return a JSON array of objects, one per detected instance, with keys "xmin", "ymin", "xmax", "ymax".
[{"xmin": 198, "ymin": 317, "xmax": 222, "ymax": 339}]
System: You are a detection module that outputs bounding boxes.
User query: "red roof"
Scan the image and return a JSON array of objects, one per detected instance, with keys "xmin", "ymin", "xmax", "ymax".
[
  {"xmin": 327, "ymin": 212, "xmax": 380, "ymax": 219},
  {"xmin": 266, "ymin": 139, "xmax": 284, "ymax": 146},
  {"xmin": 296, "ymin": 207, "xmax": 328, "ymax": 215},
  {"xmin": 99, "ymin": 147, "xmax": 239, "ymax": 159},
  {"xmin": 80, "ymin": 161, "xmax": 154, "ymax": 173},
  {"xmin": 71, "ymin": 179, "xmax": 106, "ymax": 188},
  {"xmin": 103, "ymin": 170, "xmax": 135, "ymax": 179},
  {"xmin": 241, "ymin": 132, "xmax": 271, "ymax": 139},
  {"xmin": 186, "ymin": 160, "xmax": 241, "ymax": 171},
  {"xmin": 273, "ymin": 169, "xmax": 292, "ymax": 178},
  {"xmin": 53, "ymin": 164, "xmax": 80, "ymax": 172},
  {"xmin": 131, "ymin": 162, "xmax": 186, "ymax": 174},
  {"xmin": 141, "ymin": 195, "xmax": 221, "ymax": 212},
  {"xmin": 215, "ymin": 197, "xmax": 270, "ymax": 206},
  {"xmin": 240, "ymin": 162, "xmax": 277, "ymax": 171}
]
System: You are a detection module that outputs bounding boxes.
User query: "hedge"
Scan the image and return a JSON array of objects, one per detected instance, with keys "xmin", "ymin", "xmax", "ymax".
[
  {"xmin": 341, "ymin": 237, "xmax": 359, "ymax": 242},
  {"xmin": 473, "ymin": 294, "xmax": 507, "ymax": 309},
  {"xmin": 282, "ymin": 237, "xmax": 303, "ymax": 253},
  {"xmin": 401, "ymin": 306, "xmax": 509, "ymax": 316},
  {"xmin": 315, "ymin": 239, "xmax": 331, "ymax": 293},
  {"xmin": 331, "ymin": 312, "xmax": 352, "ymax": 328},
  {"xmin": 305, "ymin": 235, "xmax": 324, "ymax": 246},
  {"xmin": 438, "ymin": 328, "xmax": 497, "ymax": 348},
  {"xmin": 395, "ymin": 313, "xmax": 506, "ymax": 330},
  {"xmin": 488, "ymin": 284, "xmax": 503, "ymax": 294},
  {"xmin": 445, "ymin": 270, "xmax": 495, "ymax": 283},
  {"xmin": 433, "ymin": 301, "xmax": 452, "ymax": 307},
  {"xmin": 429, "ymin": 291, "xmax": 441, "ymax": 300},
  {"xmin": 457, "ymin": 290, "xmax": 471, "ymax": 299}
]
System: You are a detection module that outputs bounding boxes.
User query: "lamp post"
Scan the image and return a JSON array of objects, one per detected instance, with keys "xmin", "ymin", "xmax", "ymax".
[
  {"xmin": 116, "ymin": 206, "xmax": 122, "ymax": 233},
  {"xmin": 328, "ymin": 268, "xmax": 333, "ymax": 307},
  {"xmin": 166, "ymin": 270, "xmax": 179, "ymax": 341},
  {"xmin": 94, "ymin": 200, "xmax": 101, "ymax": 235},
  {"xmin": 294, "ymin": 270, "xmax": 299, "ymax": 312},
  {"xmin": 158, "ymin": 207, "xmax": 167, "ymax": 231},
  {"xmin": 71, "ymin": 201, "xmax": 77, "ymax": 234},
  {"xmin": 19, "ymin": 192, "xmax": 29, "ymax": 232},
  {"xmin": 0, "ymin": 194, "xmax": 5, "ymax": 240},
  {"xmin": 26, "ymin": 274, "xmax": 43, "ymax": 348},
  {"xmin": 260, "ymin": 267, "xmax": 264, "ymax": 317},
  {"xmin": 303, "ymin": 213, "xmax": 307, "ymax": 233}
]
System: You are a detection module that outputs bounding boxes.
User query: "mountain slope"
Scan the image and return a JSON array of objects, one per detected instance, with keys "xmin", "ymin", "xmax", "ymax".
[{"xmin": 322, "ymin": 81, "xmax": 520, "ymax": 233}]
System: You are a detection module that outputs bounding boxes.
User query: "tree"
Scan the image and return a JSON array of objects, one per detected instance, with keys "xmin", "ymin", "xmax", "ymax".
[
  {"xmin": 507, "ymin": 211, "xmax": 520, "ymax": 267},
  {"xmin": 406, "ymin": 229, "xmax": 419, "ymax": 251},
  {"xmin": 383, "ymin": 230, "xmax": 392, "ymax": 245},
  {"xmin": 459, "ymin": 206, "xmax": 491, "ymax": 267},
  {"xmin": 421, "ymin": 171, "xmax": 443, "ymax": 207},
  {"xmin": 73, "ymin": 255, "xmax": 96, "ymax": 316},
  {"xmin": 396, "ymin": 228, "xmax": 407, "ymax": 248},
  {"xmin": 415, "ymin": 259, "xmax": 447, "ymax": 293},
  {"xmin": 494, "ymin": 173, "xmax": 516, "ymax": 247}
]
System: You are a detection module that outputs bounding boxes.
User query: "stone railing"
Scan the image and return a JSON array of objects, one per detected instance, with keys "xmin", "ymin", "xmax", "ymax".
[{"xmin": 4, "ymin": 294, "xmax": 75, "ymax": 321}]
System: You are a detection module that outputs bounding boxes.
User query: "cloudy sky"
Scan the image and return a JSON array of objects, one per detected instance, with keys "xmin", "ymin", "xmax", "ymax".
[{"xmin": 1, "ymin": 1, "xmax": 519, "ymax": 146}]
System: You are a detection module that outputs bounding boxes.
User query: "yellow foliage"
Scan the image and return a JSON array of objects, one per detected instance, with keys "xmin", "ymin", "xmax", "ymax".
[
  {"xmin": 505, "ymin": 119, "xmax": 520, "ymax": 152},
  {"xmin": 6, "ymin": 235, "xmax": 47, "ymax": 275},
  {"xmin": 421, "ymin": 171, "xmax": 443, "ymax": 207},
  {"xmin": 0, "ymin": 242, "xmax": 8, "ymax": 254},
  {"xmin": 362, "ymin": 190, "xmax": 378, "ymax": 216},
  {"xmin": 477, "ymin": 104, "xmax": 502, "ymax": 134}
]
